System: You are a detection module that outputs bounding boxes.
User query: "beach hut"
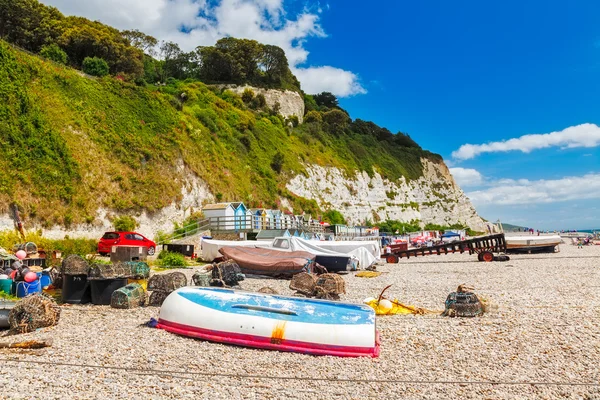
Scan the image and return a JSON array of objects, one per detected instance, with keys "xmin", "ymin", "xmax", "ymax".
[
  {"xmin": 202, "ymin": 203, "xmax": 235, "ymax": 230},
  {"xmin": 264, "ymin": 209, "xmax": 275, "ymax": 229},
  {"xmin": 272, "ymin": 210, "xmax": 283, "ymax": 229},
  {"xmin": 249, "ymin": 208, "xmax": 266, "ymax": 230},
  {"xmin": 230, "ymin": 202, "xmax": 248, "ymax": 230},
  {"xmin": 282, "ymin": 212, "xmax": 294, "ymax": 229}
]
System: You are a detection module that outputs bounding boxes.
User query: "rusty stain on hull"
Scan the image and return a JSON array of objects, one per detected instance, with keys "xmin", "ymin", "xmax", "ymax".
[{"xmin": 270, "ymin": 321, "xmax": 286, "ymax": 344}]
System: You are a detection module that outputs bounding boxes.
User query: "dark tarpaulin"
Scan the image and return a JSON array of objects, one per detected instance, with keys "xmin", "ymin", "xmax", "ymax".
[{"xmin": 218, "ymin": 246, "xmax": 316, "ymax": 278}]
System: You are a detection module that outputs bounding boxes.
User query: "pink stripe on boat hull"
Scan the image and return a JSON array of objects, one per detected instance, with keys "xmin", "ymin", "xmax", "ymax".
[{"xmin": 157, "ymin": 319, "xmax": 380, "ymax": 358}]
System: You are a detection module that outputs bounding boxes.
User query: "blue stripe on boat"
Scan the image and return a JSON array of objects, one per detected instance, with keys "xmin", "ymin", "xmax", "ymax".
[{"xmin": 176, "ymin": 287, "xmax": 375, "ymax": 325}]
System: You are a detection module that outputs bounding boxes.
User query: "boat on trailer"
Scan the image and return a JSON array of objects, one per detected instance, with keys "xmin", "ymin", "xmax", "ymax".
[
  {"xmin": 157, "ymin": 287, "xmax": 380, "ymax": 357},
  {"xmin": 504, "ymin": 235, "xmax": 562, "ymax": 253}
]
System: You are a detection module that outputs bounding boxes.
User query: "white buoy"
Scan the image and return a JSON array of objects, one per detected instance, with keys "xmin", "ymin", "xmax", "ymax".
[{"xmin": 378, "ymin": 299, "xmax": 393, "ymax": 312}]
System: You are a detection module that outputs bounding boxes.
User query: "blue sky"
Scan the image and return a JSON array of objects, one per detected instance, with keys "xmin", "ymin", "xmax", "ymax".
[{"xmin": 41, "ymin": 0, "xmax": 600, "ymax": 230}]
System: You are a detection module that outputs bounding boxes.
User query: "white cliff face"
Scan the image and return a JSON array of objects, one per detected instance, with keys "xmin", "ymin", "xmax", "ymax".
[
  {"xmin": 216, "ymin": 85, "xmax": 305, "ymax": 123},
  {"xmin": 0, "ymin": 158, "xmax": 487, "ymax": 241},
  {"xmin": 287, "ymin": 158, "xmax": 488, "ymax": 231}
]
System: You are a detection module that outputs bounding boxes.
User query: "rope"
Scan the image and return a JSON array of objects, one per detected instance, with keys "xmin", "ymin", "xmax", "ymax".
[
  {"xmin": 400, "ymin": 255, "xmax": 598, "ymax": 264},
  {"xmin": 0, "ymin": 358, "xmax": 598, "ymax": 387}
]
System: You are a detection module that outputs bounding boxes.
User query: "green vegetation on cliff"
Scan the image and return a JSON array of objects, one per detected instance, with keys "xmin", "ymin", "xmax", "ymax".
[
  {"xmin": 0, "ymin": 40, "xmax": 440, "ymax": 227},
  {"xmin": 0, "ymin": 0, "xmax": 443, "ymax": 228}
]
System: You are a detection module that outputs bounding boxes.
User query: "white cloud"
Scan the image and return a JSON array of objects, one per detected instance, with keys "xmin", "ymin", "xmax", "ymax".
[
  {"xmin": 452, "ymin": 123, "xmax": 600, "ymax": 160},
  {"xmin": 449, "ymin": 167, "xmax": 483, "ymax": 187},
  {"xmin": 293, "ymin": 66, "xmax": 367, "ymax": 97},
  {"xmin": 40, "ymin": 0, "xmax": 365, "ymax": 97},
  {"xmin": 466, "ymin": 173, "xmax": 600, "ymax": 205}
]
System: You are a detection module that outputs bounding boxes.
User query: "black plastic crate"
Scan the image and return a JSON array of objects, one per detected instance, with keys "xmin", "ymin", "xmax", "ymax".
[{"xmin": 162, "ymin": 244, "xmax": 195, "ymax": 257}]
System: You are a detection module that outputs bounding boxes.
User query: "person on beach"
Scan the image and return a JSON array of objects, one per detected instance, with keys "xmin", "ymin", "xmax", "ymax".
[{"xmin": 577, "ymin": 240, "xmax": 583, "ymax": 249}]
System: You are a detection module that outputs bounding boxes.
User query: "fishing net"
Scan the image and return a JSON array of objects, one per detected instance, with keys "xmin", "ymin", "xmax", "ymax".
[
  {"xmin": 441, "ymin": 291, "xmax": 482, "ymax": 317},
  {"xmin": 110, "ymin": 283, "xmax": 146, "ymax": 309},
  {"xmin": 61, "ymin": 255, "xmax": 89, "ymax": 275},
  {"xmin": 148, "ymin": 290, "xmax": 169, "ymax": 306},
  {"xmin": 191, "ymin": 269, "xmax": 212, "ymax": 287},
  {"xmin": 314, "ymin": 273, "xmax": 346, "ymax": 300},
  {"xmin": 289, "ymin": 272, "xmax": 317, "ymax": 295},
  {"xmin": 8, "ymin": 294, "xmax": 61, "ymax": 334},
  {"xmin": 257, "ymin": 287, "xmax": 279, "ymax": 294},
  {"xmin": 88, "ymin": 262, "xmax": 150, "ymax": 280},
  {"xmin": 210, "ymin": 261, "xmax": 245, "ymax": 287},
  {"xmin": 147, "ymin": 272, "xmax": 187, "ymax": 292}
]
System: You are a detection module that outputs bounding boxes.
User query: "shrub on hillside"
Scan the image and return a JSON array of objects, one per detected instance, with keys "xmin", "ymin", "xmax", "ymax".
[
  {"xmin": 304, "ymin": 110, "xmax": 322, "ymax": 123},
  {"xmin": 113, "ymin": 216, "xmax": 137, "ymax": 232},
  {"xmin": 323, "ymin": 210, "xmax": 346, "ymax": 225},
  {"xmin": 82, "ymin": 57, "xmax": 109, "ymax": 77},
  {"xmin": 285, "ymin": 115, "xmax": 299, "ymax": 127},
  {"xmin": 241, "ymin": 88, "xmax": 255, "ymax": 103},
  {"xmin": 39, "ymin": 43, "xmax": 67, "ymax": 65},
  {"xmin": 157, "ymin": 251, "xmax": 187, "ymax": 268},
  {"xmin": 250, "ymin": 93, "xmax": 266, "ymax": 109},
  {"xmin": 270, "ymin": 152, "xmax": 284, "ymax": 174}
]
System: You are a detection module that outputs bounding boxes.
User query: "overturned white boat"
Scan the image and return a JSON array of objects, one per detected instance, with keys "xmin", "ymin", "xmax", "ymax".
[{"xmin": 157, "ymin": 287, "xmax": 380, "ymax": 357}]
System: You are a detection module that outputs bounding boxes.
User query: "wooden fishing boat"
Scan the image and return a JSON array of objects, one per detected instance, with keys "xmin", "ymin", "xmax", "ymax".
[{"xmin": 157, "ymin": 287, "xmax": 380, "ymax": 357}]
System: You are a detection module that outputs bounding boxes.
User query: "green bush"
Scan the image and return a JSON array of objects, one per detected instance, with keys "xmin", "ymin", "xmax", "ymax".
[
  {"xmin": 82, "ymin": 57, "xmax": 109, "ymax": 77},
  {"xmin": 113, "ymin": 216, "xmax": 137, "ymax": 232},
  {"xmin": 304, "ymin": 110, "xmax": 322, "ymax": 123},
  {"xmin": 0, "ymin": 230, "xmax": 96, "ymax": 261},
  {"xmin": 241, "ymin": 88, "xmax": 254, "ymax": 103},
  {"xmin": 323, "ymin": 209, "xmax": 346, "ymax": 225},
  {"xmin": 270, "ymin": 152, "xmax": 284, "ymax": 174},
  {"xmin": 250, "ymin": 93, "xmax": 266, "ymax": 109},
  {"xmin": 157, "ymin": 251, "xmax": 187, "ymax": 267},
  {"xmin": 39, "ymin": 43, "xmax": 67, "ymax": 65},
  {"xmin": 286, "ymin": 115, "xmax": 299, "ymax": 127}
]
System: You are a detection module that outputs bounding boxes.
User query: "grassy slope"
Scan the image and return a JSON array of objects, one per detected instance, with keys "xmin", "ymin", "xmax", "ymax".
[{"xmin": 0, "ymin": 41, "xmax": 440, "ymax": 227}]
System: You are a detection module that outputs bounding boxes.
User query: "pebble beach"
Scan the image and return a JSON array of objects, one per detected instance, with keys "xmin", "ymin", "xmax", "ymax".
[{"xmin": 1, "ymin": 243, "xmax": 599, "ymax": 399}]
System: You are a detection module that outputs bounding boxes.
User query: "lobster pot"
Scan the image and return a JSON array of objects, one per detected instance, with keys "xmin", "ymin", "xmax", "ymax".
[
  {"xmin": 148, "ymin": 290, "xmax": 169, "ymax": 306},
  {"xmin": 110, "ymin": 283, "xmax": 146, "ymax": 309},
  {"xmin": 289, "ymin": 272, "xmax": 317, "ymax": 295},
  {"xmin": 316, "ymin": 273, "xmax": 346, "ymax": 295},
  {"xmin": 88, "ymin": 261, "xmax": 149, "ymax": 280},
  {"xmin": 110, "ymin": 246, "xmax": 147, "ymax": 262},
  {"xmin": 62, "ymin": 255, "xmax": 90, "ymax": 275},
  {"xmin": 147, "ymin": 272, "xmax": 187, "ymax": 293},
  {"xmin": 211, "ymin": 261, "xmax": 245, "ymax": 287},
  {"xmin": 126, "ymin": 262, "xmax": 150, "ymax": 279},
  {"xmin": 191, "ymin": 270, "xmax": 212, "ymax": 287},
  {"xmin": 257, "ymin": 287, "xmax": 278, "ymax": 294},
  {"xmin": 8, "ymin": 294, "xmax": 60, "ymax": 334},
  {"xmin": 442, "ymin": 291, "xmax": 482, "ymax": 317}
]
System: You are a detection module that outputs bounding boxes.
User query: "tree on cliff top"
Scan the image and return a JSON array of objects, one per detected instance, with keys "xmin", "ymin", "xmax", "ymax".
[{"xmin": 197, "ymin": 37, "xmax": 300, "ymax": 91}]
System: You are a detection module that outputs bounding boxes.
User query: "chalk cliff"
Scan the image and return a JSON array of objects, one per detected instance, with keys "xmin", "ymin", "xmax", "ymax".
[
  {"xmin": 286, "ymin": 158, "xmax": 488, "ymax": 231},
  {"xmin": 215, "ymin": 85, "xmax": 305, "ymax": 123}
]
